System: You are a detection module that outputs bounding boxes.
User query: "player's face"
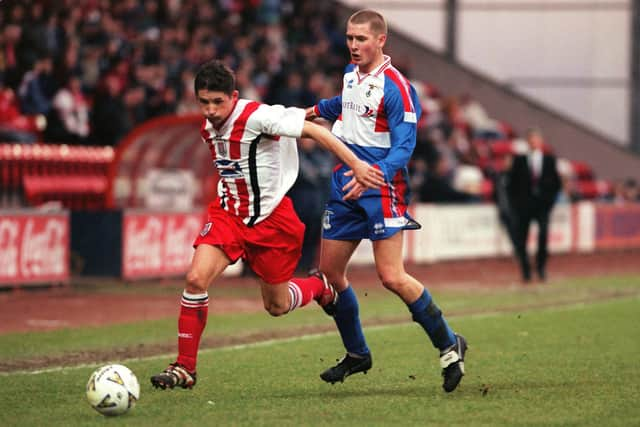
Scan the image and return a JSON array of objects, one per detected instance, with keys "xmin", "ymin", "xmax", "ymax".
[
  {"xmin": 197, "ymin": 89, "xmax": 239, "ymax": 128},
  {"xmin": 346, "ymin": 21, "xmax": 386, "ymax": 74}
]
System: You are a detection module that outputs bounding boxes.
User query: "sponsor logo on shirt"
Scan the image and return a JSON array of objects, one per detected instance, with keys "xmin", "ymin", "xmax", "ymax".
[
  {"xmin": 360, "ymin": 106, "xmax": 375, "ymax": 118},
  {"xmin": 343, "ymin": 101, "xmax": 376, "ymax": 118},
  {"xmin": 215, "ymin": 159, "xmax": 244, "ymax": 178}
]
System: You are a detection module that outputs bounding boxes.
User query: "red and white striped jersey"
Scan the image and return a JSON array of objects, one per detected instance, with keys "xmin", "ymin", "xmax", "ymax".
[{"xmin": 200, "ymin": 99, "xmax": 305, "ymax": 226}]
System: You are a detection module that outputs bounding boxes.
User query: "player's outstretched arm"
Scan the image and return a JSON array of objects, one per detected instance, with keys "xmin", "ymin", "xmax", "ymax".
[{"xmin": 301, "ymin": 121, "xmax": 385, "ymax": 191}]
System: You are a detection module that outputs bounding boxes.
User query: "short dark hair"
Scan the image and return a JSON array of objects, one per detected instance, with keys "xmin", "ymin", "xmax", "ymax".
[{"xmin": 194, "ymin": 59, "xmax": 236, "ymax": 95}]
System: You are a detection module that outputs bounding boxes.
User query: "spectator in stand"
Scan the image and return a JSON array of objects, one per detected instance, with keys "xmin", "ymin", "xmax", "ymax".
[
  {"xmin": 0, "ymin": 77, "xmax": 46, "ymax": 143},
  {"xmin": 45, "ymin": 74, "xmax": 90, "ymax": 144},
  {"xmin": 453, "ymin": 164, "xmax": 485, "ymax": 198},
  {"xmin": 234, "ymin": 59, "xmax": 262, "ymax": 101},
  {"xmin": 419, "ymin": 156, "xmax": 480, "ymax": 204},
  {"xmin": 17, "ymin": 54, "xmax": 55, "ymax": 116},
  {"xmin": 459, "ymin": 93, "xmax": 503, "ymax": 140},
  {"xmin": 267, "ymin": 70, "xmax": 315, "ymax": 107},
  {"xmin": 90, "ymin": 74, "xmax": 132, "ymax": 146},
  {"xmin": 437, "ymin": 96, "xmax": 467, "ymax": 142},
  {"xmin": 1, "ymin": 23, "xmax": 22, "ymax": 88},
  {"xmin": 175, "ymin": 69, "xmax": 201, "ymax": 115},
  {"xmin": 622, "ymin": 178, "xmax": 640, "ymax": 203},
  {"xmin": 506, "ymin": 128, "xmax": 561, "ymax": 283}
]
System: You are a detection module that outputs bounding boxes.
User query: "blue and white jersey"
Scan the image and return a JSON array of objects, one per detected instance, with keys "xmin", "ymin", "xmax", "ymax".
[{"xmin": 314, "ymin": 55, "xmax": 421, "ymax": 182}]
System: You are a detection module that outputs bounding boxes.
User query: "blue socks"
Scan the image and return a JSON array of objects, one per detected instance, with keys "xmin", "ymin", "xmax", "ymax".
[
  {"xmin": 333, "ymin": 287, "xmax": 454, "ymax": 355},
  {"xmin": 408, "ymin": 289, "xmax": 456, "ymax": 351},
  {"xmin": 333, "ymin": 286, "xmax": 370, "ymax": 356}
]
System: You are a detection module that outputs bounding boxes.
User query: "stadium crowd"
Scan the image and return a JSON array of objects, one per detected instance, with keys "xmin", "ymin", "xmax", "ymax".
[
  {"xmin": 0, "ymin": 0, "xmax": 348, "ymax": 146},
  {"xmin": 1, "ymin": 0, "xmax": 636, "ymax": 207}
]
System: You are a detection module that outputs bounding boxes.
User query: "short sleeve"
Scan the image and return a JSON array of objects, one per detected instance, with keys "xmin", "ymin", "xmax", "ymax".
[{"xmin": 251, "ymin": 104, "xmax": 306, "ymax": 138}]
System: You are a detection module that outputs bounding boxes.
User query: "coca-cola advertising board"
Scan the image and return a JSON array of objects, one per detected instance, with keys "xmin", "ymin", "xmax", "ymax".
[
  {"xmin": 122, "ymin": 211, "xmax": 203, "ymax": 279},
  {"xmin": 0, "ymin": 212, "xmax": 70, "ymax": 285}
]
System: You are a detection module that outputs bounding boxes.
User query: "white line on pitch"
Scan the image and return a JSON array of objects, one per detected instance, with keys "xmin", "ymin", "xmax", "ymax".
[{"xmin": 2, "ymin": 296, "xmax": 634, "ymax": 376}]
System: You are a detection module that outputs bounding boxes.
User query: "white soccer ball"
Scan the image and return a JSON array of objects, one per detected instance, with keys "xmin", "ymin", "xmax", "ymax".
[{"xmin": 86, "ymin": 364, "xmax": 140, "ymax": 416}]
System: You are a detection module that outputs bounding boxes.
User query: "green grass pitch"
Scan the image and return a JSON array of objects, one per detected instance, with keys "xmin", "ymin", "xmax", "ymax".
[{"xmin": 1, "ymin": 275, "xmax": 639, "ymax": 426}]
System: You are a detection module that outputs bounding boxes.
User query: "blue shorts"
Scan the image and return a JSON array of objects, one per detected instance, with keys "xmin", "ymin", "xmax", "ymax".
[{"xmin": 322, "ymin": 165, "xmax": 420, "ymax": 241}]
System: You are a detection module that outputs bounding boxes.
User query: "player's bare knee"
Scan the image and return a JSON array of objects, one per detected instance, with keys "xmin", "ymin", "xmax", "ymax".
[
  {"xmin": 263, "ymin": 302, "xmax": 288, "ymax": 317},
  {"xmin": 380, "ymin": 277, "xmax": 403, "ymax": 293},
  {"xmin": 185, "ymin": 271, "xmax": 207, "ymax": 294},
  {"xmin": 378, "ymin": 269, "xmax": 403, "ymax": 291}
]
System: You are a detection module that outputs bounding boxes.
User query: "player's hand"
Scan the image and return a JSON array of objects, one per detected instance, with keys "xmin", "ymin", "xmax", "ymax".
[
  {"xmin": 342, "ymin": 178, "xmax": 367, "ymax": 201},
  {"xmin": 305, "ymin": 107, "xmax": 317, "ymax": 121},
  {"xmin": 344, "ymin": 160, "xmax": 385, "ymax": 189}
]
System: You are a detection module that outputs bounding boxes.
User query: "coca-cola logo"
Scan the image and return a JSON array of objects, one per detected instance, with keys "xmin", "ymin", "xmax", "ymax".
[
  {"xmin": 123, "ymin": 213, "xmax": 204, "ymax": 278},
  {"xmin": 124, "ymin": 216, "xmax": 163, "ymax": 273},
  {"xmin": 0, "ymin": 216, "xmax": 69, "ymax": 282},
  {"xmin": 20, "ymin": 219, "xmax": 67, "ymax": 277},
  {"xmin": 163, "ymin": 216, "xmax": 200, "ymax": 271},
  {"xmin": 0, "ymin": 219, "xmax": 20, "ymax": 278}
]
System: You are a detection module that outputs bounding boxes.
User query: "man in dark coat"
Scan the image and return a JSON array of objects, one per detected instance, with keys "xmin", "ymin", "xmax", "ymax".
[{"xmin": 507, "ymin": 128, "xmax": 561, "ymax": 282}]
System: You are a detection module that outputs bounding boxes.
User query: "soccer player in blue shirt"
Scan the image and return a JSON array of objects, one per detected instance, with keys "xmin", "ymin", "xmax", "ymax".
[{"xmin": 306, "ymin": 9, "xmax": 467, "ymax": 392}]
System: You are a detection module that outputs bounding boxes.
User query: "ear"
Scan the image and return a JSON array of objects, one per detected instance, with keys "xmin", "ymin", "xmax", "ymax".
[
  {"xmin": 378, "ymin": 33, "xmax": 387, "ymax": 48},
  {"xmin": 231, "ymin": 90, "xmax": 239, "ymax": 101}
]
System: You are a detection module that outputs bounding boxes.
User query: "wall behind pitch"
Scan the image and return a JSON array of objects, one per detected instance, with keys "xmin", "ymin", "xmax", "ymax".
[{"xmin": 339, "ymin": 0, "xmax": 629, "ymax": 145}]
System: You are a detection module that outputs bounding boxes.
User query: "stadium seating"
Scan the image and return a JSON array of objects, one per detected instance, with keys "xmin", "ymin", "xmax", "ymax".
[{"xmin": 0, "ymin": 143, "xmax": 113, "ymax": 210}]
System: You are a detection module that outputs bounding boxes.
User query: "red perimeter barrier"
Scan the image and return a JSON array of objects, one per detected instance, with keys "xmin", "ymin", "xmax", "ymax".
[
  {"xmin": 595, "ymin": 203, "xmax": 640, "ymax": 249},
  {"xmin": 0, "ymin": 210, "xmax": 70, "ymax": 286},
  {"xmin": 121, "ymin": 210, "xmax": 205, "ymax": 280}
]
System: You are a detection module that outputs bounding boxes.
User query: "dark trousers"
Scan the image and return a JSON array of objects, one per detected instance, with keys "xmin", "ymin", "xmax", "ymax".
[{"xmin": 512, "ymin": 204, "xmax": 552, "ymax": 281}]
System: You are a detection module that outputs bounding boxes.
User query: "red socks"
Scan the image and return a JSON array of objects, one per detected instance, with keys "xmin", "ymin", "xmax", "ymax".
[
  {"xmin": 176, "ymin": 277, "xmax": 323, "ymax": 370},
  {"xmin": 176, "ymin": 291, "xmax": 209, "ymax": 373},
  {"xmin": 287, "ymin": 275, "xmax": 324, "ymax": 312}
]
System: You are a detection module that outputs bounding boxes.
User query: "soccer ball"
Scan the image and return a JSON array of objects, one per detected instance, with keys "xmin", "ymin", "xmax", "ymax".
[{"xmin": 86, "ymin": 364, "xmax": 140, "ymax": 416}]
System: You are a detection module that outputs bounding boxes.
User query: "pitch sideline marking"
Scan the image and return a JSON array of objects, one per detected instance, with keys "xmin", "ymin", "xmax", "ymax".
[{"xmin": 2, "ymin": 298, "xmax": 626, "ymax": 377}]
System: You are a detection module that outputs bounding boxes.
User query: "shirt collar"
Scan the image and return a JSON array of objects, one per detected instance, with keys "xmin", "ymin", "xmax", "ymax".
[{"xmin": 356, "ymin": 55, "xmax": 392, "ymax": 80}]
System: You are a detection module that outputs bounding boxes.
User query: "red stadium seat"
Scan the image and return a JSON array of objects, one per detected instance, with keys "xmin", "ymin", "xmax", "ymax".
[
  {"xmin": 489, "ymin": 140, "xmax": 514, "ymax": 157},
  {"xmin": 570, "ymin": 161, "xmax": 594, "ymax": 181},
  {"xmin": 0, "ymin": 143, "xmax": 113, "ymax": 210},
  {"xmin": 22, "ymin": 174, "xmax": 108, "ymax": 209},
  {"xmin": 571, "ymin": 179, "xmax": 612, "ymax": 200}
]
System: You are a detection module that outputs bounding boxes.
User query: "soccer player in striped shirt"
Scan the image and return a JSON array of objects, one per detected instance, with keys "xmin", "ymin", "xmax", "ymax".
[
  {"xmin": 306, "ymin": 9, "xmax": 468, "ymax": 392},
  {"xmin": 151, "ymin": 59, "xmax": 385, "ymax": 390}
]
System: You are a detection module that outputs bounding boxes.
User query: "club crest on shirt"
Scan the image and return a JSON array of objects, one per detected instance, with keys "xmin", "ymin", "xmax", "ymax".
[
  {"xmin": 200, "ymin": 222, "xmax": 212, "ymax": 237},
  {"xmin": 216, "ymin": 142, "xmax": 227, "ymax": 157},
  {"xmin": 346, "ymin": 79, "xmax": 354, "ymax": 89},
  {"xmin": 213, "ymin": 136, "xmax": 227, "ymax": 157},
  {"xmin": 366, "ymin": 83, "xmax": 377, "ymax": 97}
]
